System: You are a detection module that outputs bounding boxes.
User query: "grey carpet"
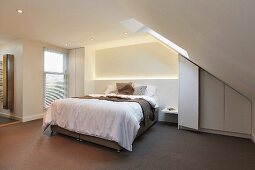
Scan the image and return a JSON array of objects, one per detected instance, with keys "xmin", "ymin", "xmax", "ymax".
[
  {"xmin": 0, "ymin": 115, "xmax": 18, "ymax": 125},
  {"xmin": 0, "ymin": 120, "xmax": 254, "ymax": 170}
]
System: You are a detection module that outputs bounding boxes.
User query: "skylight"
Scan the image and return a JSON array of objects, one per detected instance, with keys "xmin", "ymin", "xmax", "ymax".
[{"xmin": 147, "ymin": 29, "xmax": 189, "ymax": 59}]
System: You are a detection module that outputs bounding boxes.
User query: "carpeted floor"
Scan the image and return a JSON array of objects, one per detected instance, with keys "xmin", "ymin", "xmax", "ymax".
[
  {"xmin": 0, "ymin": 120, "xmax": 254, "ymax": 170},
  {"xmin": 0, "ymin": 115, "xmax": 19, "ymax": 126}
]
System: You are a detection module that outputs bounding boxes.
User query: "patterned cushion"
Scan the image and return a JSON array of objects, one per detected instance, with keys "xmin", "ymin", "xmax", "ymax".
[
  {"xmin": 116, "ymin": 82, "xmax": 134, "ymax": 95},
  {"xmin": 134, "ymin": 85, "xmax": 147, "ymax": 95}
]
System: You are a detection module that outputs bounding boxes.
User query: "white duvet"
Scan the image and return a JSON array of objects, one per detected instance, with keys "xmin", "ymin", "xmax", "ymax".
[{"xmin": 43, "ymin": 94, "xmax": 158, "ymax": 151}]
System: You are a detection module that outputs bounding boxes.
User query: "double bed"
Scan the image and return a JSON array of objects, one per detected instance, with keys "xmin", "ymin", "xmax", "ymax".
[{"xmin": 43, "ymin": 83, "xmax": 159, "ymax": 151}]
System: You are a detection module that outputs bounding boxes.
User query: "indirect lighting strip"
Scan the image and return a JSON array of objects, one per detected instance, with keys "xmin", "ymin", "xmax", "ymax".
[{"xmin": 94, "ymin": 77, "xmax": 178, "ymax": 80}]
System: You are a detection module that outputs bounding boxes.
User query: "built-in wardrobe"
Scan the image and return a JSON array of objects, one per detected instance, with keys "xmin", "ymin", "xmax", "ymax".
[
  {"xmin": 179, "ymin": 55, "xmax": 252, "ymax": 139},
  {"xmin": 200, "ymin": 70, "xmax": 251, "ymax": 137}
]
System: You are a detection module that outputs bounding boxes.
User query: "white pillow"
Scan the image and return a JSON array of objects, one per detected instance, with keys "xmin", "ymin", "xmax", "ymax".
[
  {"xmin": 104, "ymin": 84, "xmax": 117, "ymax": 94},
  {"xmin": 145, "ymin": 85, "xmax": 157, "ymax": 97}
]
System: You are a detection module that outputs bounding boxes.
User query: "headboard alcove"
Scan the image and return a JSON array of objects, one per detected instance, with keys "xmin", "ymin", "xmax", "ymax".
[{"xmin": 94, "ymin": 79, "xmax": 178, "ymax": 121}]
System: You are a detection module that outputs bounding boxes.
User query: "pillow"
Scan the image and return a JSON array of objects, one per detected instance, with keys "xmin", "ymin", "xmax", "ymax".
[
  {"xmin": 145, "ymin": 85, "xmax": 157, "ymax": 97},
  {"xmin": 133, "ymin": 83, "xmax": 156, "ymax": 97},
  {"xmin": 133, "ymin": 85, "xmax": 147, "ymax": 95},
  {"xmin": 104, "ymin": 84, "xmax": 117, "ymax": 94},
  {"xmin": 116, "ymin": 82, "xmax": 134, "ymax": 95}
]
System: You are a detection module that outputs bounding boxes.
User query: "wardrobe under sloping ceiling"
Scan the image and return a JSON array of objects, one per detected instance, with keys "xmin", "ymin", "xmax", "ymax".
[{"xmin": 179, "ymin": 55, "xmax": 252, "ymax": 139}]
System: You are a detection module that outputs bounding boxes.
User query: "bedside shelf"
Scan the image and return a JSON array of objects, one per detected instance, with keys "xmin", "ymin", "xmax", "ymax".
[{"xmin": 161, "ymin": 108, "xmax": 178, "ymax": 114}]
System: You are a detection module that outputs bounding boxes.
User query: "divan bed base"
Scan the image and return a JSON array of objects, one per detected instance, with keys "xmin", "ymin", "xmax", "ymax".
[{"xmin": 50, "ymin": 112, "xmax": 158, "ymax": 152}]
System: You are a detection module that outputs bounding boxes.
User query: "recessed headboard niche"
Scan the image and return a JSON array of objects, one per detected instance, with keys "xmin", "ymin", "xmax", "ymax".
[{"xmin": 94, "ymin": 79, "xmax": 178, "ymax": 121}]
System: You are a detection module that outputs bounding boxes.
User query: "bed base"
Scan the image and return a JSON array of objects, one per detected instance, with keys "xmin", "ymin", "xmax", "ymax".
[{"xmin": 50, "ymin": 112, "xmax": 158, "ymax": 152}]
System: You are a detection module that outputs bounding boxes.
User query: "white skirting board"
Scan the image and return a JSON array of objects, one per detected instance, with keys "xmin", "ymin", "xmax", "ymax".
[
  {"xmin": 1, "ymin": 112, "xmax": 44, "ymax": 122},
  {"xmin": 179, "ymin": 125, "xmax": 199, "ymax": 131},
  {"xmin": 22, "ymin": 114, "xmax": 44, "ymax": 122},
  {"xmin": 252, "ymin": 133, "xmax": 255, "ymax": 143},
  {"xmin": 199, "ymin": 128, "xmax": 251, "ymax": 139}
]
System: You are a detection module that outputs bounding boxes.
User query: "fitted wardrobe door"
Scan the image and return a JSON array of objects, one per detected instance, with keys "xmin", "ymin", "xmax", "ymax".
[
  {"xmin": 225, "ymin": 85, "xmax": 252, "ymax": 134},
  {"xmin": 200, "ymin": 70, "xmax": 224, "ymax": 130},
  {"xmin": 178, "ymin": 56, "xmax": 199, "ymax": 130},
  {"xmin": 68, "ymin": 49, "xmax": 76, "ymax": 97},
  {"xmin": 74, "ymin": 48, "xmax": 85, "ymax": 96},
  {"xmin": 68, "ymin": 48, "xmax": 85, "ymax": 97}
]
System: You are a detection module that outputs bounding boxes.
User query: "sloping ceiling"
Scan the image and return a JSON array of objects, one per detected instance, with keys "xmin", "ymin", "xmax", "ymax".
[{"xmin": 116, "ymin": 0, "xmax": 255, "ymax": 101}]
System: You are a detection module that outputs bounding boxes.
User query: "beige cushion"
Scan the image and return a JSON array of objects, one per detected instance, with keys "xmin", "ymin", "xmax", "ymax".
[{"xmin": 116, "ymin": 82, "xmax": 134, "ymax": 95}]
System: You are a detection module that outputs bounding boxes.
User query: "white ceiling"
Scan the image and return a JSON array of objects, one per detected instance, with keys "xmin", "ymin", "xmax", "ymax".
[
  {"xmin": 0, "ymin": 0, "xmax": 135, "ymax": 48},
  {"xmin": 116, "ymin": 0, "xmax": 255, "ymax": 101}
]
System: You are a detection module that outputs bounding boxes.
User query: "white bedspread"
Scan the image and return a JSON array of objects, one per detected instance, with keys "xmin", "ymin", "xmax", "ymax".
[{"xmin": 43, "ymin": 94, "xmax": 158, "ymax": 151}]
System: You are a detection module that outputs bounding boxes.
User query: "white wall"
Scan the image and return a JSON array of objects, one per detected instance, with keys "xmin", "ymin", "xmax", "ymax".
[
  {"xmin": 0, "ymin": 40, "xmax": 23, "ymax": 119},
  {"xmin": 22, "ymin": 40, "xmax": 43, "ymax": 120},
  {"xmin": 1, "ymin": 39, "xmax": 68, "ymax": 121},
  {"xmin": 68, "ymin": 48, "xmax": 85, "ymax": 97},
  {"xmin": 95, "ymin": 42, "xmax": 178, "ymax": 79},
  {"xmin": 22, "ymin": 39, "xmax": 67, "ymax": 121},
  {"xmin": 85, "ymin": 41, "xmax": 179, "ymax": 122}
]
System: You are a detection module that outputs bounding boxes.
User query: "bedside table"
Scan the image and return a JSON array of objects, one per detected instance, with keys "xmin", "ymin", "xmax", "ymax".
[
  {"xmin": 161, "ymin": 108, "xmax": 178, "ymax": 124},
  {"xmin": 161, "ymin": 108, "xmax": 178, "ymax": 114}
]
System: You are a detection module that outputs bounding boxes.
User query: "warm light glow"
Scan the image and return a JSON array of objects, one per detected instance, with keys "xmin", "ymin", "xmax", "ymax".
[
  {"xmin": 87, "ymin": 34, "xmax": 157, "ymax": 50},
  {"xmin": 120, "ymin": 18, "xmax": 188, "ymax": 58},
  {"xmin": 17, "ymin": 9, "xmax": 23, "ymax": 14},
  {"xmin": 94, "ymin": 76, "xmax": 178, "ymax": 80},
  {"xmin": 90, "ymin": 38, "xmax": 94, "ymax": 41},
  {"xmin": 123, "ymin": 32, "xmax": 128, "ymax": 35}
]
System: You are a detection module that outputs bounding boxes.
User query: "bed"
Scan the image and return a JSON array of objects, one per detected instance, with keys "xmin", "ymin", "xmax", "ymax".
[{"xmin": 43, "ymin": 83, "xmax": 159, "ymax": 151}]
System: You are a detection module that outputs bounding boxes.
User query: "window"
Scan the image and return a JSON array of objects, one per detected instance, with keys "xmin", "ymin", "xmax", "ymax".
[{"xmin": 44, "ymin": 50, "xmax": 67, "ymax": 108}]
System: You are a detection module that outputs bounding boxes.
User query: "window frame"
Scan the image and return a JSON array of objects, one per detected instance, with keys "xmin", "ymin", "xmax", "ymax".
[{"xmin": 43, "ymin": 48, "xmax": 68, "ymax": 109}]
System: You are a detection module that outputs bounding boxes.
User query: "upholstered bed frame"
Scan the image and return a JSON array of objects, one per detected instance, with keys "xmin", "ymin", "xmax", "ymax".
[{"xmin": 50, "ymin": 110, "xmax": 158, "ymax": 152}]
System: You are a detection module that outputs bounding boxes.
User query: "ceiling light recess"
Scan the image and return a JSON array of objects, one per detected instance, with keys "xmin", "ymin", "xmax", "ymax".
[{"xmin": 17, "ymin": 9, "xmax": 23, "ymax": 14}]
